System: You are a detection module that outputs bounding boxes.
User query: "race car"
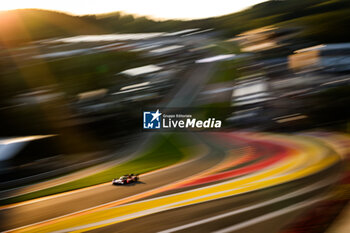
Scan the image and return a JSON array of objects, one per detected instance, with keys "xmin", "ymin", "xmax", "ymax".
[{"xmin": 112, "ymin": 174, "xmax": 139, "ymax": 185}]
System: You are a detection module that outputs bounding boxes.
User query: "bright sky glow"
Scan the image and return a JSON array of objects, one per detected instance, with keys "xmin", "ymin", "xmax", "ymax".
[{"xmin": 0, "ymin": 0, "xmax": 267, "ymax": 19}]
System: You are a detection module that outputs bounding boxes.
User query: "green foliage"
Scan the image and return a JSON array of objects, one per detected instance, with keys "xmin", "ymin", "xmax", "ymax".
[
  {"xmin": 211, "ymin": 41, "xmax": 241, "ymax": 55},
  {"xmin": 208, "ymin": 60, "xmax": 241, "ymax": 84}
]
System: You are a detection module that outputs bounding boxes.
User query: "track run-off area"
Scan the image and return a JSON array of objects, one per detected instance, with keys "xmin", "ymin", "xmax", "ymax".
[{"xmin": 2, "ymin": 132, "xmax": 350, "ymax": 233}]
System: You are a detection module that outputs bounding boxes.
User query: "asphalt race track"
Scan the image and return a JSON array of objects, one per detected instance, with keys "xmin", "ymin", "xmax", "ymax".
[{"xmin": 1, "ymin": 132, "xmax": 347, "ymax": 233}]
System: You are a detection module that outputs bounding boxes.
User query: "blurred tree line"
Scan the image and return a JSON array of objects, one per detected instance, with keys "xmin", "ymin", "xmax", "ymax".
[{"xmin": 1, "ymin": 0, "xmax": 350, "ymax": 47}]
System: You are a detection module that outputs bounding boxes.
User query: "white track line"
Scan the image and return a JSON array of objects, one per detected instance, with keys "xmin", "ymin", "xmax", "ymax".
[
  {"xmin": 51, "ymin": 165, "xmax": 337, "ymax": 233},
  {"xmin": 158, "ymin": 176, "xmax": 337, "ymax": 233},
  {"xmin": 213, "ymin": 196, "xmax": 325, "ymax": 233}
]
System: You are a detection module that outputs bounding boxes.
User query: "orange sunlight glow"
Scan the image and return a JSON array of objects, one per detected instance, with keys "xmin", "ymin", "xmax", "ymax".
[{"xmin": 0, "ymin": 0, "xmax": 266, "ymax": 20}]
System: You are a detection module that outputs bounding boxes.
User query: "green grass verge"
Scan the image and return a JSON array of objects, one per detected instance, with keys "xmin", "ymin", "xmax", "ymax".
[
  {"xmin": 0, "ymin": 133, "xmax": 194, "ymax": 206},
  {"xmin": 207, "ymin": 59, "xmax": 241, "ymax": 84},
  {"xmin": 211, "ymin": 41, "xmax": 241, "ymax": 55}
]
